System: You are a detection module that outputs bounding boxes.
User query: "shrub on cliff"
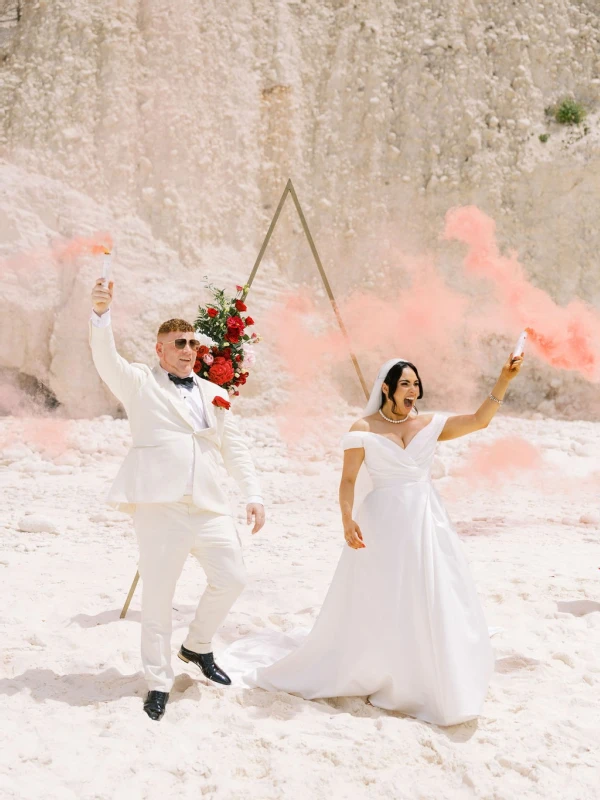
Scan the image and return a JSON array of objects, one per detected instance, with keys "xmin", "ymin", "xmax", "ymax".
[{"xmin": 546, "ymin": 99, "xmax": 587, "ymax": 126}]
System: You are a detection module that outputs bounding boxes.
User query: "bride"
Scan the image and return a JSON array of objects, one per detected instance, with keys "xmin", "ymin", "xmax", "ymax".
[{"xmin": 226, "ymin": 352, "xmax": 524, "ymax": 726}]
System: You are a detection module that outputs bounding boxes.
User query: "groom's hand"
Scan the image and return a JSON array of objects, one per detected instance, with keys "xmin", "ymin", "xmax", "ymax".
[
  {"xmin": 246, "ymin": 503, "xmax": 265, "ymax": 534},
  {"xmin": 91, "ymin": 278, "xmax": 114, "ymax": 315}
]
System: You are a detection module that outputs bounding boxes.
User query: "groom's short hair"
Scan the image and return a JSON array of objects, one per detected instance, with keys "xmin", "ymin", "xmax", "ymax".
[{"xmin": 157, "ymin": 319, "xmax": 195, "ymax": 337}]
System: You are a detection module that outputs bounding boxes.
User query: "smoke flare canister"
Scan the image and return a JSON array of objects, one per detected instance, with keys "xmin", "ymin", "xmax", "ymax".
[
  {"xmin": 513, "ymin": 330, "xmax": 528, "ymax": 358},
  {"xmin": 102, "ymin": 252, "xmax": 112, "ymax": 284}
]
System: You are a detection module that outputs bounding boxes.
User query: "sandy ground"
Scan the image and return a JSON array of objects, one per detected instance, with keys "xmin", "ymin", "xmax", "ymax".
[{"xmin": 1, "ymin": 412, "xmax": 599, "ymax": 800}]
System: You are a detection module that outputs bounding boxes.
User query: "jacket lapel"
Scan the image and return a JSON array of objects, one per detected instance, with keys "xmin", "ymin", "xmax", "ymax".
[
  {"xmin": 151, "ymin": 367, "xmax": 222, "ymax": 437},
  {"xmin": 195, "ymin": 375, "xmax": 228, "ymax": 439},
  {"xmin": 152, "ymin": 366, "xmax": 195, "ymax": 429},
  {"xmin": 194, "ymin": 374, "xmax": 217, "ymax": 429}
]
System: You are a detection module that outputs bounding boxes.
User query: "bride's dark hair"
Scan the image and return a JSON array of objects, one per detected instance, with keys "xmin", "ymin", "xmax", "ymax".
[{"xmin": 382, "ymin": 361, "xmax": 424, "ymax": 415}]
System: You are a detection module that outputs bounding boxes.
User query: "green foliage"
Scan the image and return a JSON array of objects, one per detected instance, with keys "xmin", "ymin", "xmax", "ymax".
[
  {"xmin": 194, "ymin": 284, "xmax": 242, "ymax": 344},
  {"xmin": 538, "ymin": 133, "xmax": 550, "ymax": 143},
  {"xmin": 554, "ymin": 99, "xmax": 586, "ymax": 125}
]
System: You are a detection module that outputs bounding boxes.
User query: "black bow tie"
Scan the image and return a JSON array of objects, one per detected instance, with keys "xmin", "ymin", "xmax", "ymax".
[{"xmin": 168, "ymin": 373, "xmax": 194, "ymax": 388}]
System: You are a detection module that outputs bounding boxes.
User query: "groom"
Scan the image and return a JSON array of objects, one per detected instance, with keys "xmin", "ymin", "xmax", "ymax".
[{"xmin": 89, "ymin": 278, "xmax": 265, "ymax": 721}]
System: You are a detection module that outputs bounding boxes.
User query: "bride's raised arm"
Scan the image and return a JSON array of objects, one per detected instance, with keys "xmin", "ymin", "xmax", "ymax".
[{"xmin": 438, "ymin": 352, "xmax": 524, "ymax": 441}]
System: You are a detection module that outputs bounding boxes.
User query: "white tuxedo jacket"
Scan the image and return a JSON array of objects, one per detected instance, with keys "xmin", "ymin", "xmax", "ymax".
[{"xmin": 89, "ymin": 321, "xmax": 261, "ymax": 515}]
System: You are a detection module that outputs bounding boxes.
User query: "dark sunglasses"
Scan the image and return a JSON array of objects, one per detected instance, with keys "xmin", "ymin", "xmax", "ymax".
[{"xmin": 163, "ymin": 338, "xmax": 202, "ymax": 351}]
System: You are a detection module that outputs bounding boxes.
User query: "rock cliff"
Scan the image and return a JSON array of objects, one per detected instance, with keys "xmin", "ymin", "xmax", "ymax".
[{"xmin": 1, "ymin": 0, "xmax": 599, "ymax": 417}]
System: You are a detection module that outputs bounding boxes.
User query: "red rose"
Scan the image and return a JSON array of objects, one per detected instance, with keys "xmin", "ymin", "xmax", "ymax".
[
  {"xmin": 194, "ymin": 344, "xmax": 210, "ymax": 372},
  {"xmin": 212, "ymin": 396, "xmax": 231, "ymax": 410},
  {"xmin": 207, "ymin": 307, "xmax": 218, "ymax": 318},
  {"xmin": 208, "ymin": 357, "xmax": 234, "ymax": 385},
  {"xmin": 226, "ymin": 316, "xmax": 245, "ymax": 334},
  {"xmin": 194, "ymin": 345, "xmax": 210, "ymax": 373},
  {"xmin": 225, "ymin": 331, "xmax": 240, "ymax": 344},
  {"xmin": 245, "ymin": 317, "xmax": 254, "ymax": 326},
  {"xmin": 235, "ymin": 300, "xmax": 247, "ymax": 312}
]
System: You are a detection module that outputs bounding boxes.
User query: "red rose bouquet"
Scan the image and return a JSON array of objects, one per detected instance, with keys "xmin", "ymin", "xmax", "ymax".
[{"xmin": 194, "ymin": 284, "xmax": 261, "ymax": 397}]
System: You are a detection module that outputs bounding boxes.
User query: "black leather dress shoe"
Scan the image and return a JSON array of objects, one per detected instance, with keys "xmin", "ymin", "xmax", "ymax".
[
  {"xmin": 143, "ymin": 690, "xmax": 169, "ymax": 721},
  {"xmin": 178, "ymin": 646, "xmax": 232, "ymax": 685}
]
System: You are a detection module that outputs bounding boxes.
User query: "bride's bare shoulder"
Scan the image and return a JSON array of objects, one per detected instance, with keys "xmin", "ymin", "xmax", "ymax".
[{"xmin": 349, "ymin": 418, "xmax": 371, "ymax": 433}]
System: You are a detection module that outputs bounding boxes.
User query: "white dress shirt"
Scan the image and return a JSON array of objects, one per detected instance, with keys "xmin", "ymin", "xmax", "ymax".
[
  {"xmin": 90, "ymin": 310, "xmax": 262, "ymax": 505},
  {"xmin": 159, "ymin": 364, "xmax": 207, "ymax": 495}
]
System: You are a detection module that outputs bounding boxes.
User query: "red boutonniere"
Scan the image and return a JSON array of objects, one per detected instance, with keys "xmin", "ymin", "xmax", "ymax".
[{"xmin": 212, "ymin": 396, "xmax": 231, "ymax": 410}]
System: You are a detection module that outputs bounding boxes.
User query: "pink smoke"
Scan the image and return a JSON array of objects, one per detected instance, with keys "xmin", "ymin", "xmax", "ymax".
[
  {"xmin": 444, "ymin": 207, "xmax": 600, "ymax": 381},
  {"xmin": 1, "ymin": 232, "xmax": 113, "ymax": 273},
  {"xmin": 441, "ymin": 432, "xmax": 600, "ymax": 511},
  {"xmin": 453, "ymin": 436, "xmax": 544, "ymax": 488},
  {"xmin": 22, "ymin": 418, "xmax": 71, "ymax": 460},
  {"xmin": 262, "ymin": 260, "xmax": 478, "ymax": 443},
  {"xmin": 0, "ymin": 414, "xmax": 72, "ymax": 460},
  {"xmin": 262, "ymin": 203, "xmax": 600, "ymax": 458},
  {"xmin": 53, "ymin": 232, "xmax": 113, "ymax": 260}
]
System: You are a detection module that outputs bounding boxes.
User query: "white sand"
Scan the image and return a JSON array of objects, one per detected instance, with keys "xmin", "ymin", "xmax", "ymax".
[{"xmin": 1, "ymin": 412, "xmax": 599, "ymax": 800}]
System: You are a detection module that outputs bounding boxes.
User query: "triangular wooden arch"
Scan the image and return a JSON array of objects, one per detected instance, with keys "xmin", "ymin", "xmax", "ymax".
[
  {"xmin": 119, "ymin": 179, "xmax": 369, "ymax": 619},
  {"xmin": 245, "ymin": 178, "xmax": 369, "ymax": 397}
]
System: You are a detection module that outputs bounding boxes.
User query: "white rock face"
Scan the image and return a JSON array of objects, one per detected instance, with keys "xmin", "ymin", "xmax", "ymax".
[{"xmin": 1, "ymin": 1, "xmax": 599, "ymax": 417}]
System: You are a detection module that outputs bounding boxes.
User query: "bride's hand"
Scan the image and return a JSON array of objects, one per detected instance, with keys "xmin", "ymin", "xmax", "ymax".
[
  {"xmin": 344, "ymin": 521, "xmax": 365, "ymax": 549},
  {"xmin": 501, "ymin": 353, "xmax": 524, "ymax": 381}
]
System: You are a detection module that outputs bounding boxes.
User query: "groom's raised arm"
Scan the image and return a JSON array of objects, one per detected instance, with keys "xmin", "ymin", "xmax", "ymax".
[{"xmin": 89, "ymin": 279, "xmax": 147, "ymax": 407}]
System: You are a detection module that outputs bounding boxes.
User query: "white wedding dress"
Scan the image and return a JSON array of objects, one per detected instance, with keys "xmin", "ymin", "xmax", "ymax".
[{"xmin": 225, "ymin": 413, "xmax": 494, "ymax": 726}]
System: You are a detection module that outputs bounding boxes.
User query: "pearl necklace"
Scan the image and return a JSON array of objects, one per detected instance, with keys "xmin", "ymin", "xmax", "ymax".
[{"xmin": 378, "ymin": 407, "xmax": 411, "ymax": 424}]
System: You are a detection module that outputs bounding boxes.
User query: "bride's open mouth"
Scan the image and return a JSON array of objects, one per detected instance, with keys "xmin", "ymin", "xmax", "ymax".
[{"xmin": 404, "ymin": 399, "xmax": 414, "ymax": 409}]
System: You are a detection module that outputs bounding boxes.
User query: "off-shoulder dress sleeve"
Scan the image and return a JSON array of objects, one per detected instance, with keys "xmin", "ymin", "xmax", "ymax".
[
  {"xmin": 432, "ymin": 413, "xmax": 450, "ymax": 441},
  {"xmin": 341, "ymin": 431, "xmax": 365, "ymax": 450}
]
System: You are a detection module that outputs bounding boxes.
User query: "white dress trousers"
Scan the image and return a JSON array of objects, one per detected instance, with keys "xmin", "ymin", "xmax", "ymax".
[{"xmin": 134, "ymin": 498, "xmax": 247, "ymax": 692}]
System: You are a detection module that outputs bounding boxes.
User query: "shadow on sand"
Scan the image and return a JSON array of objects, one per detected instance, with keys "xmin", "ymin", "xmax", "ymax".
[
  {"xmin": 0, "ymin": 668, "xmax": 146, "ymax": 705},
  {"xmin": 69, "ymin": 604, "xmax": 198, "ymax": 628},
  {"xmin": 557, "ymin": 599, "xmax": 600, "ymax": 616},
  {"xmin": 0, "ymin": 668, "xmax": 201, "ymax": 706}
]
